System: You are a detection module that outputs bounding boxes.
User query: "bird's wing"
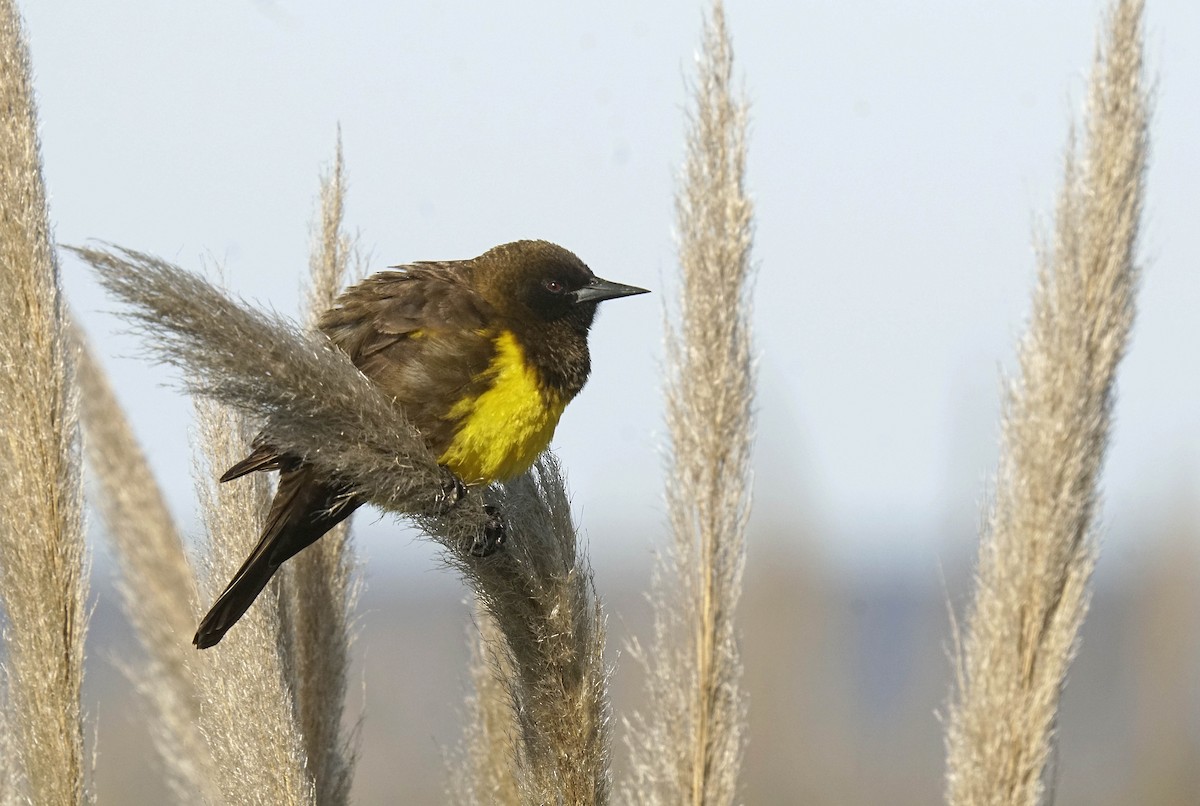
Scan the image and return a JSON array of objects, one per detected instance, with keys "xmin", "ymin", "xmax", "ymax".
[
  {"xmin": 220, "ymin": 443, "xmax": 284, "ymax": 482},
  {"xmin": 318, "ymin": 261, "xmax": 500, "ymax": 453}
]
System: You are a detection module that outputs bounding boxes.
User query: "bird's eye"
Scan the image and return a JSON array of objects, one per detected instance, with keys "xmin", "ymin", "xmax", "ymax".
[{"xmin": 543, "ymin": 278, "xmax": 565, "ymax": 294}]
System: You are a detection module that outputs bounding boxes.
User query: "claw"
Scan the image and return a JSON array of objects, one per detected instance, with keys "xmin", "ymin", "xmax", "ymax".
[
  {"xmin": 436, "ymin": 474, "xmax": 467, "ymax": 515},
  {"xmin": 471, "ymin": 504, "xmax": 506, "ymax": 557}
]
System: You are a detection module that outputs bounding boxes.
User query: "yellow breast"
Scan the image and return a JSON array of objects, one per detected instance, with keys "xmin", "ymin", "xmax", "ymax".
[{"xmin": 438, "ymin": 330, "xmax": 567, "ymax": 484}]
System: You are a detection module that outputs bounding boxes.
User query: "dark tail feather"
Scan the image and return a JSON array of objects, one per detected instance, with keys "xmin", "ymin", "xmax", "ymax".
[
  {"xmin": 193, "ymin": 540, "xmax": 280, "ymax": 649},
  {"xmin": 193, "ymin": 468, "xmax": 360, "ymax": 649}
]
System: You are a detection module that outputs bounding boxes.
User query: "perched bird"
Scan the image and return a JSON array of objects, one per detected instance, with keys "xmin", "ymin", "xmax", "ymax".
[{"xmin": 193, "ymin": 240, "xmax": 648, "ymax": 648}]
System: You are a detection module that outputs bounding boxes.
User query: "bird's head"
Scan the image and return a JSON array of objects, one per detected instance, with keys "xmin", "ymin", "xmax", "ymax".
[{"xmin": 472, "ymin": 240, "xmax": 648, "ymax": 331}]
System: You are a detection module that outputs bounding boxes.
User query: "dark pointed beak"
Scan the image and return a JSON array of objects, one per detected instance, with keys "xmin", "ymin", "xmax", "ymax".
[{"xmin": 572, "ymin": 276, "xmax": 651, "ymax": 305}]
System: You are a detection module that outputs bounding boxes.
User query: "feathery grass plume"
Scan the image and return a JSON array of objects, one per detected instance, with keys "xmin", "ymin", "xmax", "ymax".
[
  {"xmin": 303, "ymin": 131, "xmax": 356, "ymax": 324},
  {"xmin": 448, "ymin": 607, "xmax": 520, "ymax": 806},
  {"xmin": 461, "ymin": 457, "xmax": 611, "ymax": 804},
  {"xmin": 943, "ymin": 2, "xmax": 1148, "ymax": 804},
  {"xmin": 75, "ymin": 334, "xmax": 220, "ymax": 805},
  {"xmin": 190, "ymin": 399, "xmax": 316, "ymax": 804},
  {"xmin": 279, "ymin": 131, "xmax": 360, "ymax": 806},
  {"xmin": 0, "ymin": 1, "xmax": 90, "ymax": 802},
  {"xmin": 0, "ymin": 684, "xmax": 15, "ymax": 805},
  {"xmin": 624, "ymin": 3, "xmax": 754, "ymax": 804},
  {"xmin": 74, "ymin": 246, "xmax": 613, "ymax": 801}
]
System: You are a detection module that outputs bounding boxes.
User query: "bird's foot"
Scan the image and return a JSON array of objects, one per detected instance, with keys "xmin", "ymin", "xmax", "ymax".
[
  {"xmin": 435, "ymin": 474, "xmax": 468, "ymax": 515},
  {"xmin": 471, "ymin": 504, "xmax": 506, "ymax": 557}
]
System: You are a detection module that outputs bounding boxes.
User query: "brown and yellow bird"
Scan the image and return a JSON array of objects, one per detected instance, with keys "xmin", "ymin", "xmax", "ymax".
[{"xmin": 193, "ymin": 240, "xmax": 648, "ymax": 648}]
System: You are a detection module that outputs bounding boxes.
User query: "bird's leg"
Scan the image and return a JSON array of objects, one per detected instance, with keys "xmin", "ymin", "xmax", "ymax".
[{"xmin": 471, "ymin": 504, "xmax": 506, "ymax": 557}]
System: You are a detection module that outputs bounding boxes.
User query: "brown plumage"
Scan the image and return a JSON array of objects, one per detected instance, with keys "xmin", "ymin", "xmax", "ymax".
[{"xmin": 194, "ymin": 240, "xmax": 648, "ymax": 648}]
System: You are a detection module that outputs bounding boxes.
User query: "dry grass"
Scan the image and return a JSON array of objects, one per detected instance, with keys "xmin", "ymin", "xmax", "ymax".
[
  {"xmin": 625, "ymin": 3, "xmax": 755, "ymax": 804},
  {"xmin": 943, "ymin": 1, "xmax": 1149, "ymax": 804},
  {"xmin": 468, "ymin": 459, "xmax": 611, "ymax": 805},
  {"xmin": 75, "ymin": 336, "xmax": 219, "ymax": 805},
  {"xmin": 0, "ymin": 0, "xmax": 90, "ymax": 802},
  {"xmin": 190, "ymin": 400, "xmax": 317, "ymax": 804},
  {"xmin": 83, "ymin": 350, "xmax": 312, "ymax": 803},
  {"xmin": 278, "ymin": 132, "xmax": 361, "ymax": 806},
  {"xmin": 6, "ymin": 0, "xmax": 1168, "ymax": 798},
  {"xmin": 77, "ymin": 143, "xmax": 367, "ymax": 803},
  {"xmin": 449, "ymin": 607, "xmax": 521, "ymax": 806},
  {"xmin": 0, "ymin": 693, "xmax": 13, "ymax": 806}
]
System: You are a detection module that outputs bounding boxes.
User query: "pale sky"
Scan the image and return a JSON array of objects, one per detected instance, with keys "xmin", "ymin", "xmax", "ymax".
[{"xmin": 22, "ymin": 1, "xmax": 1200, "ymax": 580}]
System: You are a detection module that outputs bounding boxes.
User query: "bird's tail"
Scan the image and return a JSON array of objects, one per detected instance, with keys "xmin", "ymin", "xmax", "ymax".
[
  {"xmin": 193, "ymin": 469, "xmax": 359, "ymax": 649},
  {"xmin": 192, "ymin": 530, "xmax": 282, "ymax": 649}
]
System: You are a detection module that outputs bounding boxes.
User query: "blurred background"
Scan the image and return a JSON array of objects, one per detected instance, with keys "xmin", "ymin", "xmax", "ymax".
[{"xmin": 19, "ymin": 0, "xmax": 1199, "ymax": 802}]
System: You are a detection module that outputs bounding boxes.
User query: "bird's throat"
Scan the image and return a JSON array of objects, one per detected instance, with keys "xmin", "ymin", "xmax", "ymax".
[{"xmin": 438, "ymin": 330, "xmax": 568, "ymax": 483}]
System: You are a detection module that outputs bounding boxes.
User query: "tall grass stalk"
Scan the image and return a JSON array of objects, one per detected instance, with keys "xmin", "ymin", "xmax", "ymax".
[
  {"xmin": 449, "ymin": 607, "xmax": 521, "ymax": 806},
  {"xmin": 279, "ymin": 132, "xmax": 361, "ymax": 806},
  {"xmin": 79, "ymin": 144, "xmax": 363, "ymax": 803},
  {"xmin": 0, "ymin": 693, "xmax": 13, "ymax": 806},
  {"xmin": 0, "ymin": 1, "xmax": 89, "ymax": 802},
  {"xmin": 625, "ymin": 3, "xmax": 755, "ymax": 804},
  {"xmin": 470, "ymin": 460, "xmax": 611, "ymax": 805},
  {"xmin": 76, "ymin": 337, "xmax": 219, "ymax": 805},
  {"xmin": 944, "ymin": 1, "xmax": 1148, "ymax": 804},
  {"xmin": 190, "ymin": 400, "xmax": 316, "ymax": 804}
]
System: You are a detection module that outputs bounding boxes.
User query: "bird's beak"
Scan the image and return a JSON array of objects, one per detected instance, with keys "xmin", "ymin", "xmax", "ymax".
[{"xmin": 572, "ymin": 276, "xmax": 651, "ymax": 305}]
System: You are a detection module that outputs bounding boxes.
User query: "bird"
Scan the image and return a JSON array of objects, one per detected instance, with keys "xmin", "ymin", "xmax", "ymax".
[{"xmin": 193, "ymin": 239, "xmax": 649, "ymax": 648}]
